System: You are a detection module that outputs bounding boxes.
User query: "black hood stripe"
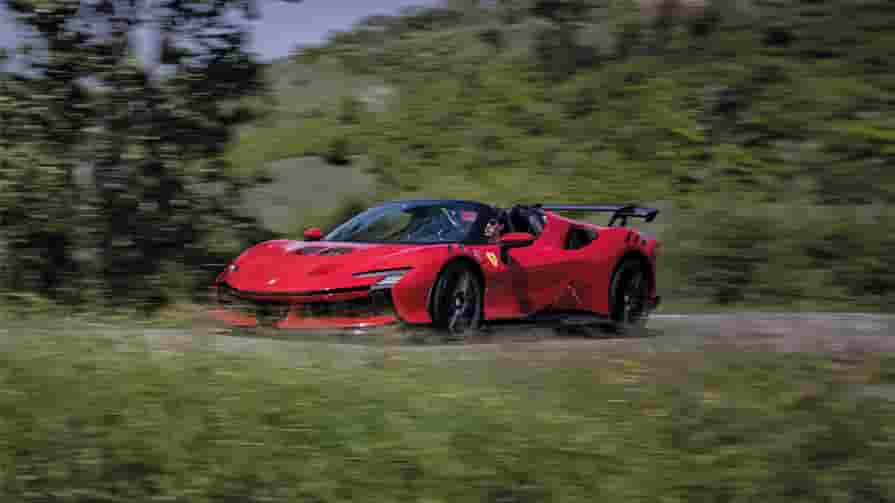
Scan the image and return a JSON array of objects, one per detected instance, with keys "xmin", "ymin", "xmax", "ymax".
[{"xmin": 221, "ymin": 282, "xmax": 370, "ymax": 298}]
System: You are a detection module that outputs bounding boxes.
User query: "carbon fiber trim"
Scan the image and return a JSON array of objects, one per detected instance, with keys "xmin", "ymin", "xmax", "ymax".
[
  {"xmin": 216, "ymin": 284, "xmax": 397, "ymax": 326},
  {"xmin": 219, "ymin": 282, "xmax": 370, "ymax": 298}
]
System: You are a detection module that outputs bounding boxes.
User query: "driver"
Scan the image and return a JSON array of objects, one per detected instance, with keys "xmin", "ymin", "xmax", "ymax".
[{"xmin": 484, "ymin": 218, "xmax": 504, "ymax": 242}]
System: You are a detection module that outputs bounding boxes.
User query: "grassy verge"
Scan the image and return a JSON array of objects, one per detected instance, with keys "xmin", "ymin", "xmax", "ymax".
[
  {"xmin": 224, "ymin": 59, "xmax": 384, "ymax": 179},
  {"xmin": 1, "ymin": 328, "xmax": 894, "ymax": 502}
]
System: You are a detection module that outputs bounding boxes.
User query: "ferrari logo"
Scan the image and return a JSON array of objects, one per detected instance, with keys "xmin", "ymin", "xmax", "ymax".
[{"xmin": 485, "ymin": 252, "xmax": 499, "ymax": 267}]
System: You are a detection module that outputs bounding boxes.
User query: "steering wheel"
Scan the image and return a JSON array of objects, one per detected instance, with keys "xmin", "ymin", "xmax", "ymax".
[{"xmin": 440, "ymin": 208, "xmax": 460, "ymax": 229}]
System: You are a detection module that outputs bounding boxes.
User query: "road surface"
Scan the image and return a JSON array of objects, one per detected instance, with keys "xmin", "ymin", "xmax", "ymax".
[{"xmin": 139, "ymin": 312, "xmax": 895, "ymax": 364}]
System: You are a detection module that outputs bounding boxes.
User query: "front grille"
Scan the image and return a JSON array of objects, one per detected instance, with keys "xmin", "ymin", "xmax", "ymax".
[
  {"xmin": 217, "ymin": 284, "xmax": 395, "ymax": 324},
  {"xmin": 218, "ymin": 282, "xmax": 370, "ymax": 298},
  {"xmin": 294, "ymin": 290, "xmax": 395, "ymax": 319},
  {"xmin": 255, "ymin": 302, "xmax": 291, "ymax": 327}
]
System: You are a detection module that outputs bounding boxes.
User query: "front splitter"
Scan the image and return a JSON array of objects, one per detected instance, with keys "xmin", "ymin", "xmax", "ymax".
[{"xmin": 208, "ymin": 308, "xmax": 402, "ymax": 336}]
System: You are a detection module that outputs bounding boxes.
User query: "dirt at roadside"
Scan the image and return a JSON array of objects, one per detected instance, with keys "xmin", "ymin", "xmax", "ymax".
[
  {"xmin": 654, "ymin": 314, "xmax": 895, "ymax": 359},
  {"xmin": 141, "ymin": 313, "xmax": 895, "ymax": 365}
]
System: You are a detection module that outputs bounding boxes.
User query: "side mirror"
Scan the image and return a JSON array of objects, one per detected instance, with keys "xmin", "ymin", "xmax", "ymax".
[
  {"xmin": 303, "ymin": 227, "xmax": 323, "ymax": 241},
  {"xmin": 498, "ymin": 232, "xmax": 536, "ymax": 262}
]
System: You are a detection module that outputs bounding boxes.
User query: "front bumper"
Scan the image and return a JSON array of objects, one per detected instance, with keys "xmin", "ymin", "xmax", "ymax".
[{"xmin": 210, "ymin": 283, "xmax": 401, "ymax": 332}]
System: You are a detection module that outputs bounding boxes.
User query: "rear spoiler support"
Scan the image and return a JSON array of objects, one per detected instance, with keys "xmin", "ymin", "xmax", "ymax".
[{"xmin": 533, "ymin": 204, "xmax": 659, "ymax": 227}]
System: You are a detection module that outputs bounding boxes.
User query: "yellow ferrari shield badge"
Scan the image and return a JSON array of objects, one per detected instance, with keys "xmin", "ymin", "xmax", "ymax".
[{"xmin": 485, "ymin": 251, "xmax": 499, "ymax": 267}]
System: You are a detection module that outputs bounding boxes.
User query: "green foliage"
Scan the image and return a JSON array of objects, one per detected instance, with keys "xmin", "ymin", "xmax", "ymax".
[
  {"xmin": 532, "ymin": 22, "xmax": 583, "ymax": 81},
  {"xmin": 668, "ymin": 204, "xmax": 776, "ymax": 304},
  {"xmin": 5, "ymin": 0, "xmax": 895, "ymax": 311},
  {"xmin": 0, "ymin": 0, "xmax": 285, "ymax": 311},
  {"xmin": 223, "ymin": 62, "xmax": 382, "ymax": 177},
  {"xmin": 288, "ymin": 194, "xmax": 376, "ymax": 237},
  {"xmin": 660, "ymin": 203, "xmax": 895, "ymax": 310},
  {"xmin": 799, "ymin": 211, "xmax": 895, "ymax": 308},
  {"xmin": 276, "ymin": 0, "xmax": 895, "ymax": 309},
  {"xmin": 336, "ymin": 95, "xmax": 366, "ymax": 125},
  {"xmin": 323, "ymin": 134, "xmax": 352, "ymax": 166},
  {"xmin": 237, "ymin": 156, "xmax": 377, "ymax": 236},
  {"xmin": 1, "ymin": 331, "xmax": 893, "ymax": 502}
]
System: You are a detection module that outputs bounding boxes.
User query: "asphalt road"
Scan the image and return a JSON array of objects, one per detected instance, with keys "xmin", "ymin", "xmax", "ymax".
[{"xmin": 141, "ymin": 312, "xmax": 895, "ymax": 364}]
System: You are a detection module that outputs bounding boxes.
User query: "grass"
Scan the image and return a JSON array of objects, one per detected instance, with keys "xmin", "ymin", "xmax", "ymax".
[
  {"xmin": 1, "ymin": 325, "xmax": 894, "ymax": 502},
  {"xmin": 222, "ymin": 57, "xmax": 385, "ymax": 234},
  {"xmin": 225, "ymin": 58, "xmax": 385, "ymax": 178},
  {"xmin": 239, "ymin": 156, "xmax": 376, "ymax": 235}
]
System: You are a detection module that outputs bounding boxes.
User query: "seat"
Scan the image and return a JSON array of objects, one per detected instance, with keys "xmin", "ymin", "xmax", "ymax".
[{"xmin": 508, "ymin": 206, "xmax": 545, "ymax": 236}]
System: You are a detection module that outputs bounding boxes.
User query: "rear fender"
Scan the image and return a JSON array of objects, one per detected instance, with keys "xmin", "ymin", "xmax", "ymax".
[{"xmin": 607, "ymin": 251, "xmax": 654, "ymax": 315}]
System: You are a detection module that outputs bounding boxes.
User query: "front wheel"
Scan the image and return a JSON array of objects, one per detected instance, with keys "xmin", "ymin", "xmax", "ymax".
[
  {"xmin": 606, "ymin": 258, "xmax": 650, "ymax": 336},
  {"xmin": 430, "ymin": 262, "xmax": 483, "ymax": 337}
]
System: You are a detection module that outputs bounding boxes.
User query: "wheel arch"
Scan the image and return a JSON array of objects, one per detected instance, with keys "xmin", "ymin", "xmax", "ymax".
[
  {"xmin": 426, "ymin": 256, "xmax": 486, "ymax": 322},
  {"xmin": 608, "ymin": 251, "xmax": 654, "ymax": 315}
]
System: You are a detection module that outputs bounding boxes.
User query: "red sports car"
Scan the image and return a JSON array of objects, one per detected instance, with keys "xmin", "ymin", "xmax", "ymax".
[{"xmin": 210, "ymin": 200, "xmax": 661, "ymax": 336}]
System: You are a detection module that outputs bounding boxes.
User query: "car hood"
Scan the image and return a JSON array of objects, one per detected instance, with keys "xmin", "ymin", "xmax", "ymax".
[{"xmin": 222, "ymin": 239, "xmax": 437, "ymax": 294}]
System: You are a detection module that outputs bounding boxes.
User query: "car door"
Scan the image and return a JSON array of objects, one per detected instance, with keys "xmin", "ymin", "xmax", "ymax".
[
  {"xmin": 550, "ymin": 225, "xmax": 602, "ymax": 312},
  {"xmin": 476, "ymin": 221, "xmax": 571, "ymax": 320}
]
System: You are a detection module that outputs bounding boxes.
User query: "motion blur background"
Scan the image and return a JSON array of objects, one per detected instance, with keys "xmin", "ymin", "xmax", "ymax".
[
  {"xmin": 2, "ymin": 2, "xmax": 895, "ymax": 502},
  {"xmin": 1, "ymin": 0, "xmax": 893, "ymax": 317}
]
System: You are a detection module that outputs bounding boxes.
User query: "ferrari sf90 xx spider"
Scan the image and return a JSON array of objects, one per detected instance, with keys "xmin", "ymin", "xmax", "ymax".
[{"xmin": 210, "ymin": 200, "xmax": 661, "ymax": 336}]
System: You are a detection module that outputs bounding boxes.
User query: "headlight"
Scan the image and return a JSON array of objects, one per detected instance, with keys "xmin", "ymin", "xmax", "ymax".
[
  {"xmin": 353, "ymin": 268, "xmax": 412, "ymax": 290},
  {"xmin": 372, "ymin": 273, "xmax": 407, "ymax": 290}
]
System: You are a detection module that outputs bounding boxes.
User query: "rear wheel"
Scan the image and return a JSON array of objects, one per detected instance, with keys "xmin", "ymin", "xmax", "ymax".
[
  {"xmin": 431, "ymin": 262, "xmax": 483, "ymax": 337},
  {"xmin": 606, "ymin": 258, "xmax": 650, "ymax": 336}
]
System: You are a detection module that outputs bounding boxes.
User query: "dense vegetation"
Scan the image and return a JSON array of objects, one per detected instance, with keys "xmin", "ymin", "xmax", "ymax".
[
  {"xmin": 2, "ymin": 0, "xmax": 894, "ymax": 313},
  {"xmin": 0, "ymin": 0, "xmax": 292, "ymax": 314},
  {"xmin": 1, "ymin": 328, "xmax": 894, "ymax": 502},
  {"xmin": 274, "ymin": 0, "xmax": 894, "ymax": 310}
]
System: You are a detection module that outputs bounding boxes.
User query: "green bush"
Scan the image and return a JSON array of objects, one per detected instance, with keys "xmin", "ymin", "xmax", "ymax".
[
  {"xmin": 807, "ymin": 212, "xmax": 895, "ymax": 309},
  {"xmin": 323, "ymin": 134, "xmax": 352, "ymax": 166},
  {"xmin": 667, "ymin": 205, "xmax": 776, "ymax": 304}
]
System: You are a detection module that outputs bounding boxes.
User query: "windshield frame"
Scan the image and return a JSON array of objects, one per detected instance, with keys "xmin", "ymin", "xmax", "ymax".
[{"xmin": 322, "ymin": 200, "xmax": 498, "ymax": 245}]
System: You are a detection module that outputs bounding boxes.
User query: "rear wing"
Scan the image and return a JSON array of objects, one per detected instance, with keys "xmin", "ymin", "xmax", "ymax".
[{"xmin": 534, "ymin": 204, "xmax": 659, "ymax": 227}]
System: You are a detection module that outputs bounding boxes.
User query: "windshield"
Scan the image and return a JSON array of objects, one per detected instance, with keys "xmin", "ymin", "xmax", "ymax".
[{"xmin": 324, "ymin": 201, "xmax": 491, "ymax": 244}]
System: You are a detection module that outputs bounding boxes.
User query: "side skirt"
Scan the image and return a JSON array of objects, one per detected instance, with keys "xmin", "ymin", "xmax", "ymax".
[{"xmin": 523, "ymin": 310, "xmax": 614, "ymax": 327}]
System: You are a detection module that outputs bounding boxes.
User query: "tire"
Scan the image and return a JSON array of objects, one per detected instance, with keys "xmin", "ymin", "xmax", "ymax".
[
  {"xmin": 605, "ymin": 257, "xmax": 650, "ymax": 336},
  {"xmin": 430, "ymin": 261, "xmax": 484, "ymax": 337}
]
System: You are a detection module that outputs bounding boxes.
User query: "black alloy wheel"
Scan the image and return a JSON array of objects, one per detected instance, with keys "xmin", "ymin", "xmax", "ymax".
[
  {"xmin": 607, "ymin": 258, "xmax": 650, "ymax": 335},
  {"xmin": 431, "ymin": 262, "xmax": 483, "ymax": 337}
]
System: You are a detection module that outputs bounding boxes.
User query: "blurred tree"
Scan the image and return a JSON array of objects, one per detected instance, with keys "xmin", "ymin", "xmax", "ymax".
[
  {"xmin": 336, "ymin": 96, "xmax": 365, "ymax": 125},
  {"xmin": 0, "ymin": 0, "xmax": 298, "ymax": 311},
  {"xmin": 323, "ymin": 135, "xmax": 352, "ymax": 166},
  {"xmin": 669, "ymin": 206, "xmax": 775, "ymax": 305},
  {"xmin": 493, "ymin": 0, "xmax": 530, "ymax": 24},
  {"xmin": 529, "ymin": 0, "xmax": 601, "ymax": 81},
  {"xmin": 529, "ymin": 0, "xmax": 593, "ymax": 23}
]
